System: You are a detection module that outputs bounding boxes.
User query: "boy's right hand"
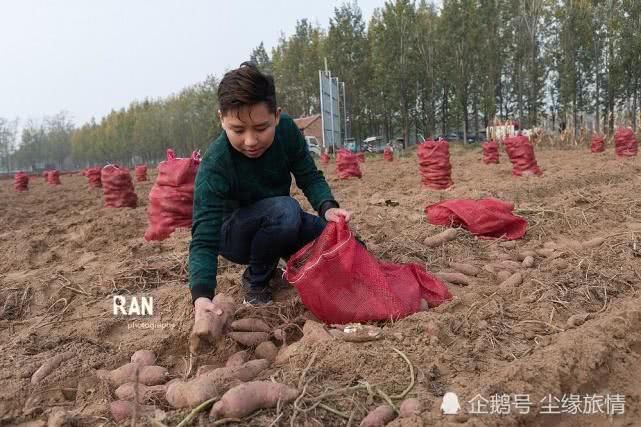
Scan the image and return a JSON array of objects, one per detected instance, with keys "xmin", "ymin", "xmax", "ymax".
[{"xmin": 189, "ymin": 293, "xmax": 235, "ymax": 354}]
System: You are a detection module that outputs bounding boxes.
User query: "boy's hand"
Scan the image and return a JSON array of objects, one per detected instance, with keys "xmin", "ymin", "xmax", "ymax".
[
  {"xmin": 325, "ymin": 208, "xmax": 352, "ymax": 223},
  {"xmin": 189, "ymin": 294, "xmax": 235, "ymax": 354}
]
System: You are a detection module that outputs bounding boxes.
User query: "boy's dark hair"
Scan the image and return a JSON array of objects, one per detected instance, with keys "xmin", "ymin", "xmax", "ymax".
[{"xmin": 218, "ymin": 62, "xmax": 277, "ymax": 116}]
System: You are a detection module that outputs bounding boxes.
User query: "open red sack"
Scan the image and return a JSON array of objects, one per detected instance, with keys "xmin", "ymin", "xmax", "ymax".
[
  {"xmin": 14, "ymin": 172, "xmax": 29, "ymax": 192},
  {"xmin": 284, "ymin": 218, "xmax": 452, "ymax": 324},
  {"xmin": 482, "ymin": 140, "xmax": 499, "ymax": 164},
  {"xmin": 85, "ymin": 167, "xmax": 102, "ymax": 188},
  {"xmin": 320, "ymin": 153, "xmax": 330, "ymax": 165},
  {"xmin": 101, "ymin": 165, "xmax": 138, "ymax": 208},
  {"xmin": 135, "ymin": 164, "xmax": 148, "ymax": 182},
  {"xmin": 614, "ymin": 127, "xmax": 638, "ymax": 158},
  {"xmin": 503, "ymin": 136, "xmax": 542, "ymax": 176},
  {"xmin": 425, "ymin": 198, "xmax": 528, "ymax": 240},
  {"xmin": 417, "ymin": 139, "xmax": 453, "ymax": 189},
  {"xmin": 336, "ymin": 149, "xmax": 362, "ymax": 179},
  {"xmin": 47, "ymin": 170, "xmax": 61, "ymax": 185},
  {"xmin": 383, "ymin": 147, "xmax": 394, "ymax": 161},
  {"xmin": 144, "ymin": 149, "xmax": 200, "ymax": 241},
  {"xmin": 591, "ymin": 134, "xmax": 605, "ymax": 153}
]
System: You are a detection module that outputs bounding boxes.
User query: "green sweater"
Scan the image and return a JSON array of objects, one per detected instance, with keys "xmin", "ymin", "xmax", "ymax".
[{"xmin": 189, "ymin": 114, "xmax": 336, "ymax": 302}]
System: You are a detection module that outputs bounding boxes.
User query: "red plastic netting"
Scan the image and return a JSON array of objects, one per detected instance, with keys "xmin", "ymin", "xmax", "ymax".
[
  {"xmin": 47, "ymin": 170, "xmax": 61, "ymax": 185},
  {"xmin": 320, "ymin": 153, "xmax": 330, "ymax": 165},
  {"xmin": 101, "ymin": 165, "xmax": 138, "ymax": 208},
  {"xmin": 383, "ymin": 147, "xmax": 394, "ymax": 161},
  {"xmin": 144, "ymin": 149, "xmax": 201, "ymax": 241},
  {"xmin": 482, "ymin": 140, "xmax": 500, "ymax": 164},
  {"xmin": 416, "ymin": 139, "xmax": 453, "ymax": 190},
  {"xmin": 356, "ymin": 152, "xmax": 365, "ymax": 163},
  {"xmin": 614, "ymin": 128, "xmax": 638, "ymax": 158},
  {"xmin": 85, "ymin": 167, "xmax": 102, "ymax": 188},
  {"xmin": 590, "ymin": 134, "xmax": 605, "ymax": 153},
  {"xmin": 14, "ymin": 172, "xmax": 29, "ymax": 192},
  {"xmin": 503, "ymin": 135, "xmax": 542, "ymax": 176},
  {"xmin": 425, "ymin": 198, "xmax": 528, "ymax": 240},
  {"xmin": 336, "ymin": 149, "xmax": 362, "ymax": 179},
  {"xmin": 284, "ymin": 218, "xmax": 452, "ymax": 324},
  {"xmin": 42, "ymin": 170, "xmax": 49, "ymax": 181},
  {"xmin": 135, "ymin": 164, "xmax": 148, "ymax": 182}
]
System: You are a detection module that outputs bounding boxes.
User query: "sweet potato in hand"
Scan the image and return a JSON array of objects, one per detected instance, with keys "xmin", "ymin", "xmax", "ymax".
[{"xmin": 190, "ymin": 293, "xmax": 235, "ymax": 354}]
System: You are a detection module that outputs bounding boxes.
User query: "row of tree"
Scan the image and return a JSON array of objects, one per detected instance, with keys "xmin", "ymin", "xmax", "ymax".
[{"xmin": 1, "ymin": 0, "xmax": 640, "ymax": 170}]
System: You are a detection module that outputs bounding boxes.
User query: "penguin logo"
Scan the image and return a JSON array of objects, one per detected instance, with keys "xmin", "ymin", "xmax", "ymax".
[{"xmin": 441, "ymin": 392, "xmax": 461, "ymax": 415}]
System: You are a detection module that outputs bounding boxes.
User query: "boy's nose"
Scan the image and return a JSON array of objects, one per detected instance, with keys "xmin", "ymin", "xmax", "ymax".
[{"xmin": 245, "ymin": 134, "xmax": 259, "ymax": 147}]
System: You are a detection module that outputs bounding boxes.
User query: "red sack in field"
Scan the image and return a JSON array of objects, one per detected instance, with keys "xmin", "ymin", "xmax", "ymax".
[
  {"xmin": 417, "ymin": 139, "xmax": 453, "ymax": 189},
  {"xmin": 47, "ymin": 170, "xmax": 61, "ymax": 185},
  {"xmin": 356, "ymin": 152, "xmax": 365, "ymax": 163},
  {"xmin": 383, "ymin": 147, "xmax": 393, "ymax": 161},
  {"xmin": 101, "ymin": 165, "xmax": 137, "ymax": 208},
  {"xmin": 144, "ymin": 149, "xmax": 201, "ymax": 241},
  {"xmin": 591, "ymin": 134, "xmax": 605, "ymax": 153},
  {"xmin": 482, "ymin": 140, "xmax": 500, "ymax": 164},
  {"xmin": 336, "ymin": 149, "xmax": 362, "ymax": 179},
  {"xmin": 284, "ymin": 218, "xmax": 452, "ymax": 324},
  {"xmin": 320, "ymin": 153, "xmax": 330, "ymax": 165},
  {"xmin": 503, "ymin": 135, "xmax": 542, "ymax": 176},
  {"xmin": 425, "ymin": 198, "xmax": 528, "ymax": 240},
  {"xmin": 14, "ymin": 172, "xmax": 29, "ymax": 192},
  {"xmin": 43, "ymin": 170, "xmax": 49, "ymax": 181},
  {"xmin": 85, "ymin": 167, "xmax": 102, "ymax": 188},
  {"xmin": 614, "ymin": 127, "xmax": 638, "ymax": 158},
  {"xmin": 135, "ymin": 164, "xmax": 148, "ymax": 182}
]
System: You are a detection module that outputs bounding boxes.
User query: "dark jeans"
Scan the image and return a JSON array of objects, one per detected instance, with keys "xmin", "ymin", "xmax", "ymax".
[{"xmin": 219, "ymin": 196, "xmax": 326, "ymax": 288}]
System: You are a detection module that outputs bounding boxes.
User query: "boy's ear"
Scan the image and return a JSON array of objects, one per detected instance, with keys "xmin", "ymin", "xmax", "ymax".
[
  {"xmin": 217, "ymin": 110, "xmax": 224, "ymax": 127},
  {"xmin": 275, "ymin": 107, "xmax": 282, "ymax": 125}
]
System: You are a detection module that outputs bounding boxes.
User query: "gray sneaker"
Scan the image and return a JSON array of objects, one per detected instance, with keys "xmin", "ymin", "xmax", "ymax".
[{"xmin": 241, "ymin": 272, "xmax": 273, "ymax": 305}]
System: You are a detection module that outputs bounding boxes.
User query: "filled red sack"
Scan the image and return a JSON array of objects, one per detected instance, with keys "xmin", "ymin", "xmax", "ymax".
[
  {"xmin": 284, "ymin": 218, "xmax": 452, "ymax": 324},
  {"xmin": 47, "ymin": 170, "xmax": 61, "ymax": 185},
  {"xmin": 320, "ymin": 153, "xmax": 330, "ymax": 165},
  {"xmin": 383, "ymin": 147, "xmax": 393, "ymax": 161},
  {"xmin": 135, "ymin": 164, "xmax": 148, "ymax": 182},
  {"xmin": 144, "ymin": 149, "xmax": 201, "ymax": 241},
  {"xmin": 591, "ymin": 134, "xmax": 605, "ymax": 153},
  {"xmin": 614, "ymin": 127, "xmax": 638, "ymax": 158},
  {"xmin": 425, "ymin": 198, "xmax": 527, "ymax": 240},
  {"xmin": 503, "ymin": 135, "xmax": 542, "ymax": 176},
  {"xmin": 101, "ymin": 165, "xmax": 138, "ymax": 208},
  {"xmin": 356, "ymin": 152, "xmax": 365, "ymax": 163},
  {"xmin": 417, "ymin": 139, "xmax": 453, "ymax": 189},
  {"xmin": 14, "ymin": 172, "xmax": 29, "ymax": 192},
  {"xmin": 482, "ymin": 140, "xmax": 500, "ymax": 164},
  {"xmin": 336, "ymin": 149, "xmax": 362, "ymax": 179},
  {"xmin": 85, "ymin": 167, "xmax": 102, "ymax": 188}
]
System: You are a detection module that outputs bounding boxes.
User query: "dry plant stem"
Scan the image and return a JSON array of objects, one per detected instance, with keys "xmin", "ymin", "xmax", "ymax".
[
  {"xmin": 390, "ymin": 348, "xmax": 415, "ymax": 400},
  {"xmin": 175, "ymin": 397, "xmax": 217, "ymax": 427}
]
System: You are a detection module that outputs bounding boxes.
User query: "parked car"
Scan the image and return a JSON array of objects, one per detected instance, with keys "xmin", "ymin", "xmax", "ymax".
[{"xmin": 305, "ymin": 136, "xmax": 321, "ymax": 157}]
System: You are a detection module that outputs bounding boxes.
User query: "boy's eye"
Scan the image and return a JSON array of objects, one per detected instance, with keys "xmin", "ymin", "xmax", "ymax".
[{"xmin": 256, "ymin": 127, "xmax": 268, "ymax": 132}]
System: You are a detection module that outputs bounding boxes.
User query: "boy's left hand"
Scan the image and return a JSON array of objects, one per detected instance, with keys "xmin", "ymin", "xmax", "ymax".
[{"xmin": 325, "ymin": 208, "xmax": 352, "ymax": 223}]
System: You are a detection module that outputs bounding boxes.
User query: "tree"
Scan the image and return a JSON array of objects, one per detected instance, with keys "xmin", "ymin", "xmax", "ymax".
[{"xmin": 250, "ymin": 42, "xmax": 273, "ymax": 75}]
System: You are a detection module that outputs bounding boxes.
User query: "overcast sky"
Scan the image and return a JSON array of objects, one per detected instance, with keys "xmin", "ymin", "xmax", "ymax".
[{"xmin": 1, "ymin": 0, "xmax": 443, "ymax": 127}]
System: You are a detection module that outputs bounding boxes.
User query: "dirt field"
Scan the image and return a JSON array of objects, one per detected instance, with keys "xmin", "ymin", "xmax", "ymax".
[{"xmin": 1, "ymin": 145, "xmax": 640, "ymax": 426}]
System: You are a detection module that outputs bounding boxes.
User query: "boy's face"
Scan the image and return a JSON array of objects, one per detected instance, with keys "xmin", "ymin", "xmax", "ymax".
[{"xmin": 219, "ymin": 103, "xmax": 281, "ymax": 159}]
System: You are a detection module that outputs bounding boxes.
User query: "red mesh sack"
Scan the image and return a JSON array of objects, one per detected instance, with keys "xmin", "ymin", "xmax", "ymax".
[
  {"xmin": 14, "ymin": 172, "xmax": 29, "ymax": 192},
  {"xmin": 425, "ymin": 198, "xmax": 528, "ymax": 240},
  {"xmin": 591, "ymin": 134, "xmax": 605, "ymax": 153},
  {"xmin": 416, "ymin": 139, "xmax": 453, "ymax": 189},
  {"xmin": 614, "ymin": 127, "xmax": 638, "ymax": 158},
  {"xmin": 283, "ymin": 218, "xmax": 452, "ymax": 324},
  {"xmin": 47, "ymin": 170, "xmax": 61, "ymax": 185},
  {"xmin": 503, "ymin": 135, "xmax": 542, "ymax": 176},
  {"xmin": 320, "ymin": 153, "xmax": 330, "ymax": 165},
  {"xmin": 383, "ymin": 147, "xmax": 394, "ymax": 161},
  {"xmin": 336, "ymin": 149, "xmax": 362, "ymax": 179},
  {"xmin": 144, "ymin": 149, "xmax": 201, "ymax": 241},
  {"xmin": 482, "ymin": 140, "xmax": 499, "ymax": 164},
  {"xmin": 85, "ymin": 167, "xmax": 102, "ymax": 188},
  {"xmin": 356, "ymin": 152, "xmax": 365, "ymax": 163},
  {"xmin": 43, "ymin": 170, "xmax": 49, "ymax": 181},
  {"xmin": 135, "ymin": 164, "xmax": 148, "ymax": 182},
  {"xmin": 101, "ymin": 165, "xmax": 138, "ymax": 208}
]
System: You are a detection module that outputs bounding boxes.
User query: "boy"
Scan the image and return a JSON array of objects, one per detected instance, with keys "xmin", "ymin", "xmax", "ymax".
[{"xmin": 189, "ymin": 62, "xmax": 351, "ymax": 324}]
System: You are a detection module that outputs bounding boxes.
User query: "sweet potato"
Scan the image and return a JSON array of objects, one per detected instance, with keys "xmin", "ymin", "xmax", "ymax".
[
  {"xmin": 423, "ymin": 229, "xmax": 458, "ymax": 247},
  {"xmin": 499, "ymin": 272, "xmax": 523, "ymax": 288},
  {"xmin": 435, "ymin": 272, "xmax": 472, "ymax": 286},
  {"xmin": 496, "ymin": 270, "xmax": 512, "ymax": 283},
  {"xmin": 231, "ymin": 318, "xmax": 271, "ymax": 333},
  {"xmin": 115, "ymin": 382, "xmax": 167, "ymax": 402},
  {"xmin": 97, "ymin": 363, "xmax": 168, "ymax": 387},
  {"xmin": 543, "ymin": 241, "xmax": 558, "ymax": 249},
  {"xmin": 225, "ymin": 350, "xmax": 249, "ymax": 368},
  {"xmin": 516, "ymin": 250, "xmax": 537, "ymax": 261},
  {"xmin": 31, "ymin": 351, "xmax": 74, "ymax": 385},
  {"xmin": 302, "ymin": 320, "xmax": 333, "ymax": 342},
  {"xmin": 272, "ymin": 328, "xmax": 286, "ymax": 342},
  {"xmin": 165, "ymin": 359, "xmax": 269, "ymax": 408},
  {"xmin": 521, "ymin": 256, "xmax": 535, "ymax": 268},
  {"xmin": 566, "ymin": 313, "xmax": 590, "ymax": 328},
  {"xmin": 360, "ymin": 405, "xmax": 396, "ymax": 427},
  {"xmin": 254, "ymin": 341, "xmax": 278, "ymax": 363},
  {"xmin": 535, "ymin": 248, "xmax": 555, "ymax": 258},
  {"xmin": 582, "ymin": 237, "xmax": 605, "ymax": 248},
  {"xmin": 209, "ymin": 381, "xmax": 298, "ymax": 419},
  {"xmin": 189, "ymin": 293, "xmax": 235, "ymax": 355},
  {"xmin": 228, "ymin": 332, "xmax": 270, "ymax": 347},
  {"xmin": 130, "ymin": 350, "xmax": 156, "ymax": 366},
  {"xmin": 495, "ymin": 260, "xmax": 521, "ymax": 272},
  {"xmin": 449, "ymin": 262, "xmax": 480, "ymax": 277},
  {"xmin": 399, "ymin": 398, "xmax": 422, "ymax": 417},
  {"xmin": 196, "ymin": 365, "xmax": 218, "ymax": 376},
  {"xmin": 109, "ymin": 400, "xmax": 155, "ymax": 423}
]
